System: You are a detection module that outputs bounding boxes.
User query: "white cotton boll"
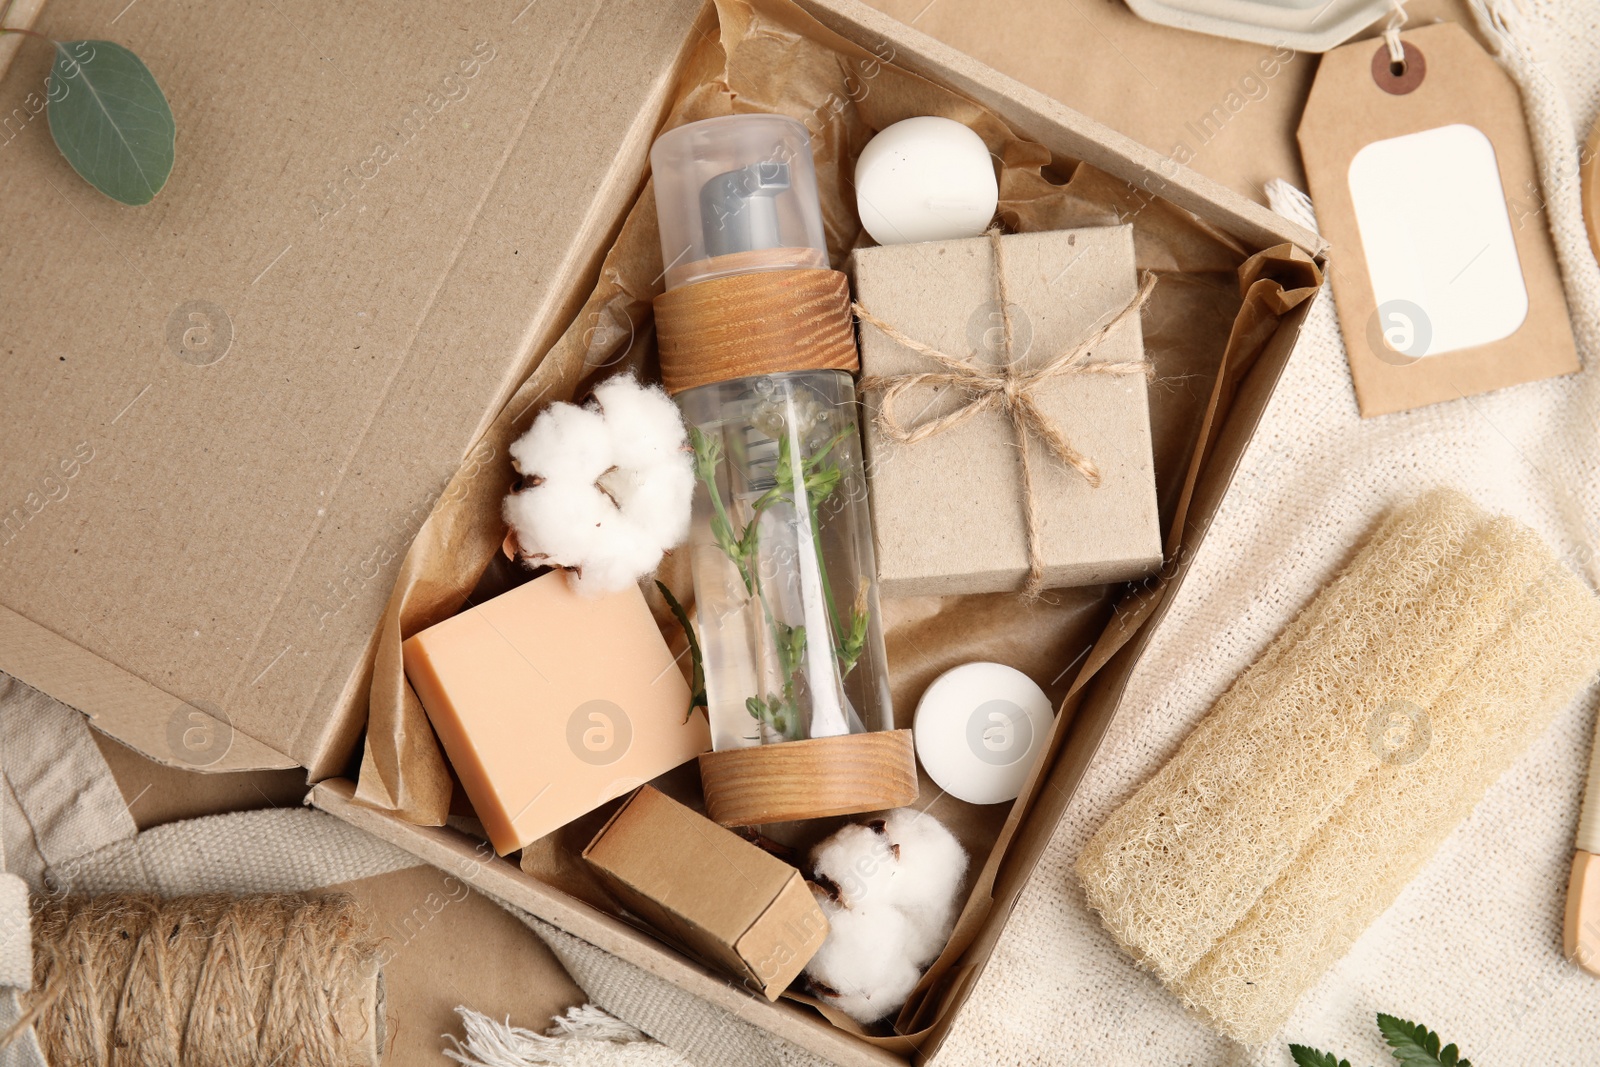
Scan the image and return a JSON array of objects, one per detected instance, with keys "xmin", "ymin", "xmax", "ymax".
[
  {"xmin": 803, "ymin": 811, "xmax": 969, "ymax": 1024},
  {"xmin": 805, "ymin": 810, "xmax": 970, "ymax": 987},
  {"xmin": 509, "ymin": 401, "xmax": 611, "ymax": 483},
  {"xmin": 576, "ymin": 527, "xmax": 666, "ymax": 596},
  {"xmin": 804, "ymin": 895, "xmax": 922, "ymax": 1024},
  {"xmin": 820, "ymin": 956, "xmax": 922, "ymax": 1026},
  {"xmin": 503, "ymin": 475, "xmax": 608, "ymax": 566},
  {"xmin": 878, "ymin": 808, "xmax": 968, "ymax": 967},
  {"xmin": 593, "ymin": 377, "xmax": 689, "ymax": 463},
  {"xmin": 810, "ymin": 823, "xmax": 901, "ymax": 911},
  {"xmin": 596, "ymin": 377, "xmax": 695, "ymax": 551},
  {"xmin": 900, "ymin": 898, "xmax": 957, "ymax": 971},
  {"xmin": 808, "ymin": 895, "xmax": 911, "ymax": 989},
  {"xmin": 615, "ymin": 460, "xmax": 695, "ymax": 549},
  {"xmin": 878, "ymin": 809, "xmax": 968, "ymax": 917},
  {"xmin": 503, "ymin": 374, "xmax": 695, "ymax": 596}
]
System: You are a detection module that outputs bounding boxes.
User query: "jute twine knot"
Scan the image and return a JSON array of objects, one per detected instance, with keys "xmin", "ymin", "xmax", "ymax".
[
  {"xmin": 855, "ymin": 229, "xmax": 1155, "ymax": 596},
  {"xmin": 11, "ymin": 892, "xmax": 383, "ymax": 1067}
]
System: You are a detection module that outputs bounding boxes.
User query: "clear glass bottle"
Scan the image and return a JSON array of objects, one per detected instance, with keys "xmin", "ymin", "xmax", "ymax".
[{"xmin": 652, "ymin": 116, "xmax": 894, "ymax": 757}]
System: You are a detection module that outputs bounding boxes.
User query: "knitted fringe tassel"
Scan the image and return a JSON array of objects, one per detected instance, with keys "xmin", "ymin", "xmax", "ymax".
[{"xmin": 445, "ymin": 1005, "xmax": 682, "ymax": 1067}]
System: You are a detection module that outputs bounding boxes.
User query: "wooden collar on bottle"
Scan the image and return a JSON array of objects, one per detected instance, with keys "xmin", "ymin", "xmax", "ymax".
[
  {"xmin": 698, "ymin": 729, "xmax": 919, "ymax": 827},
  {"xmin": 654, "ymin": 265, "xmax": 859, "ymax": 396}
]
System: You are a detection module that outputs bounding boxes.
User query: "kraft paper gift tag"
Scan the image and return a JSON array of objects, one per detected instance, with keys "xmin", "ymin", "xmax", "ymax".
[{"xmin": 1298, "ymin": 22, "xmax": 1578, "ymax": 417}]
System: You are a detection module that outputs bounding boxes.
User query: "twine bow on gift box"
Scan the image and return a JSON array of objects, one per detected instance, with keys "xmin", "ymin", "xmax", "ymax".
[{"xmin": 855, "ymin": 229, "xmax": 1156, "ymax": 596}]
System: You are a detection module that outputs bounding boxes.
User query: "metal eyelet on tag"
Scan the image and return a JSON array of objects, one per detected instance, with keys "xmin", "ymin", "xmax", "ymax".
[{"xmin": 1371, "ymin": 41, "xmax": 1425, "ymax": 95}]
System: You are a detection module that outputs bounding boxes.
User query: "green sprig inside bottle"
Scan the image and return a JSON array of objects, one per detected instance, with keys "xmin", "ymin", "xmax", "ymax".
[{"xmin": 688, "ymin": 421, "xmax": 872, "ymax": 743}]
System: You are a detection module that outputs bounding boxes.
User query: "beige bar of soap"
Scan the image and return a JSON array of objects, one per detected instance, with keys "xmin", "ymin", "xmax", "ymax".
[{"xmin": 403, "ymin": 571, "xmax": 708, "ymax": 855}]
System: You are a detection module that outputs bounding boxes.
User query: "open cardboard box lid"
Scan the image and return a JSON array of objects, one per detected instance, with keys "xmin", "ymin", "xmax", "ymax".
[{"xmin": 0, "ymin": 0, "xmax": 706, "ymax": 776}]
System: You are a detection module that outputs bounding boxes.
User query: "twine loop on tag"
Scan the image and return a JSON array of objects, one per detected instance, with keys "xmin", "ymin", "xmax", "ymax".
[
  {"xmin": 855, "ymin": 229, "xmax": 1154, "ymax": 596},
  {"xmin": 1383, "ymin": 0, "xmax": 1409, "ymax": 67}
]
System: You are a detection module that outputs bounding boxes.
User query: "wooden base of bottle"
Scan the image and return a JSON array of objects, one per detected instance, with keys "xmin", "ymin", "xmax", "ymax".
[{"xmin": 698, "ymin": 730, "xmax": 920, "ymax": 827}]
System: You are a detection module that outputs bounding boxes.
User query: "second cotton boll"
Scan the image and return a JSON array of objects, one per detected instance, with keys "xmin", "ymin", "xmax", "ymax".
[
  {"xmin": 503, "ymin": 375, "xmax": 694, "ymax": 596},
  {"xmin": 805, "ymin": 809, "xmax": 968, "ymax": 1023}
]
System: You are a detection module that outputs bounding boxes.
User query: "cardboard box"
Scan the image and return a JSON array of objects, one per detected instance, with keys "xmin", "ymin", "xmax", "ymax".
[
  {"xmin": 1, "ymin": 0, "xmax": 1326, "ymax": 1063},
  {"xmin": 301, "ymin": 0, "xmax": 1324, "ymax": 1045},
  {"xmin": 583, "ymin": 786, "xmax": 828, "ymax": 1000},
  {"xmin": 402, "ymin": 573, "xmax": 708, "ymax": 855},
  {"xmin": 853, "ymin": 226, "xmax": 1162, "ymax": 596}
]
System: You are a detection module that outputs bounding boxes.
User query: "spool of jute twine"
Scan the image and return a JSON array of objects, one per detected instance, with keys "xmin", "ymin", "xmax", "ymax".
[{"xmin": 13, "ymin": 892, "xmax": 385, "ymax": 1067}]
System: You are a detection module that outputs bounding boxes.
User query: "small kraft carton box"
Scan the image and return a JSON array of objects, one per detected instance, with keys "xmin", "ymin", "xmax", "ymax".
[{"xmin": 583, "ymin": 786, "xmax": 828, "ymax": 1000}]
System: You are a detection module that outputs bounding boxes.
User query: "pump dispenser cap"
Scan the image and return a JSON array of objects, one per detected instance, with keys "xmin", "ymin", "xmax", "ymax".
[{"xmin": 652, "ymin": 115, "xmax": 829, "ymax": 290}]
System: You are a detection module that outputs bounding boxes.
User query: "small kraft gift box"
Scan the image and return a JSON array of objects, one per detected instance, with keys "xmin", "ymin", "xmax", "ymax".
[{"xmin": 852, "ymin": 225, "xmax": 1163, "ymax": 598}]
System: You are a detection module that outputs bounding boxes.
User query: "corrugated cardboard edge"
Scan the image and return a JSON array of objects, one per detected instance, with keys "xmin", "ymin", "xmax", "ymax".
[
  {"xmin": 0, "ymin": 603, "xmax": 296, "ymax": 772},
  {"xmin": 312, "ymin": 778, "xmax": 900, "ymax": 1066},
  {"xmin": 792, "ymin": 0, "xmax": 1327, "ymax": 260},
  {"xmin": 0, "ymin": 0, "xmax": 45, "ymax": 80}
]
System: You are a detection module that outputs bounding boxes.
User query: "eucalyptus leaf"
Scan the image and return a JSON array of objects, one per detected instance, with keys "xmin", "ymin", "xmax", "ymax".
[{"xmin": 47, "ymin": 39, "xmax": 174, "ymax": 205}]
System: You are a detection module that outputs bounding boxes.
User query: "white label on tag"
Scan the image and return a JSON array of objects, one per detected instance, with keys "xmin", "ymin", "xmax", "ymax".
[{"xmin": 1347, "ymin": 123, "xmax": 1527, "ymax": 359}]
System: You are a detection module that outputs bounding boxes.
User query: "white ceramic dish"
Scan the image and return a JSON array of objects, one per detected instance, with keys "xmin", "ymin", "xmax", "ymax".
[{"xmin": 1123, "ymin": 0, "xmax": 1389, "ymax": 53}]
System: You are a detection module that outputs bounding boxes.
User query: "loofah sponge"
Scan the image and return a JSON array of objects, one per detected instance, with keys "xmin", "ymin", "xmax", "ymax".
[{"xmin": 1077, "ymin": 490, "xmax": 1600, "ymax": 1044}]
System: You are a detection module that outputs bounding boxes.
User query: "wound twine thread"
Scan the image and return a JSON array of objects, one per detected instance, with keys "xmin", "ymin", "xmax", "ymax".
[
  {"xmin": 17, "ymin": 893, "xmax": 384, "ymax": 1067},
  {"xmin": 855, "ymin": 228, "xmax": 1154, "ymax": 596}
]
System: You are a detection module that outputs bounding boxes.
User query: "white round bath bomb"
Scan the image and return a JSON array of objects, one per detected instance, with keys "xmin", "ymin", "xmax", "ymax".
[
  {"xmin": 912, "ymin": 662, "xmax": 1053, "ymax": 805},
  {"xmin": 854, "ymin": 117, "xmax": 998, "ymax": 245}
]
